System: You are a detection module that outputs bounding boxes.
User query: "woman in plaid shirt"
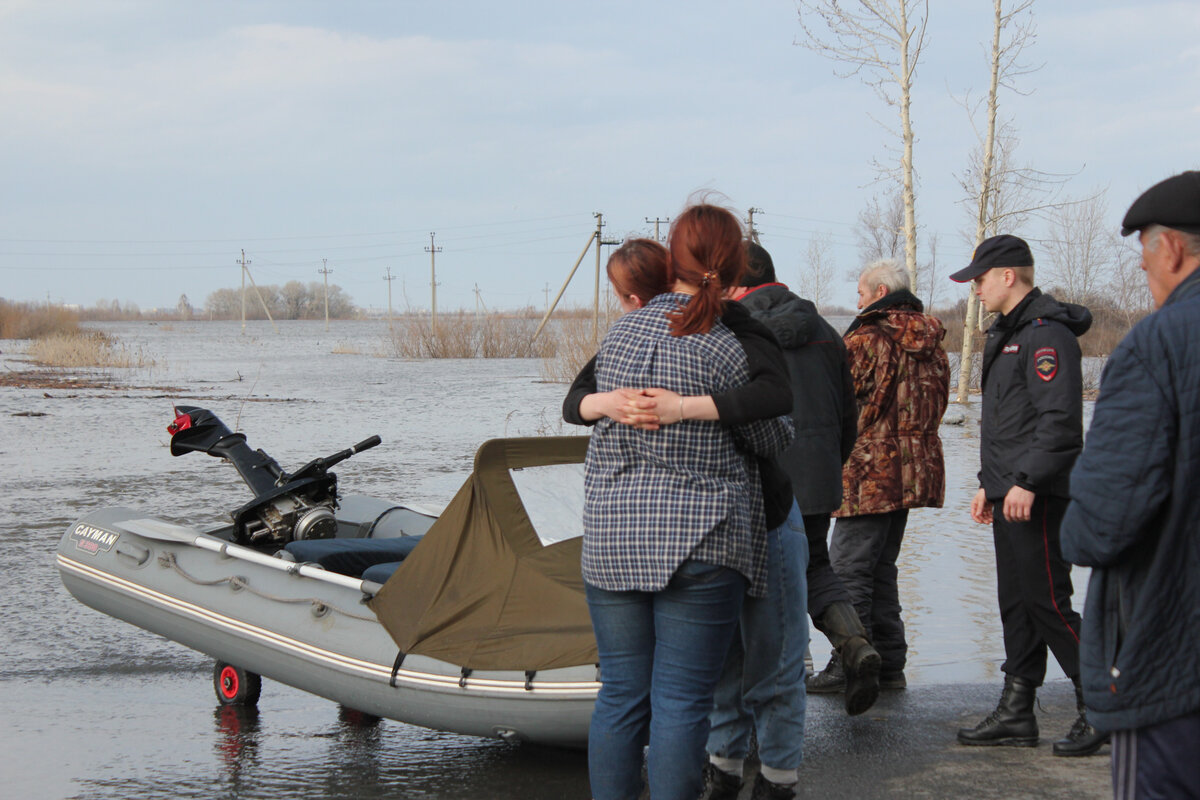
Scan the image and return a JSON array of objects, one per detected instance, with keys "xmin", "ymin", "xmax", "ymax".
[{"xmin": 582, "ymin": 203, "xmax": 794, "ymax": 800}]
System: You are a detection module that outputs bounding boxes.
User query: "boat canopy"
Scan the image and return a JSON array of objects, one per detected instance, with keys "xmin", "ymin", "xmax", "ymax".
[{"xmin": 368, "ymin": 436, "xmax": 598, "ymax": 671}]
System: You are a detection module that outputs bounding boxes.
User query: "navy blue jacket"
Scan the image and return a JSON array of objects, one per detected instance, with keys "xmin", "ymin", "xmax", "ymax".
[
  {"xmin": 737, "ymin": 284, "xmax": 857, "ymax": 514},
  {"xmin": 979, "ymin": 289, "xmax": 1091, "ymax": 500},
  {"xmin": 1060, "ymin": 269, "xmax": 1200, "ymax": 731}
]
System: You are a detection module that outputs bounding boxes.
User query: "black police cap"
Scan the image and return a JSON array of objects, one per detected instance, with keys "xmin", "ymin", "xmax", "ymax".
[
  {"xmin": 1121, "ymin": 171, "xmax": 1200, "ymax": 237},
  {"xmin": 949, "ymin": 234, "xmax": 1034, "ymax": 283}
]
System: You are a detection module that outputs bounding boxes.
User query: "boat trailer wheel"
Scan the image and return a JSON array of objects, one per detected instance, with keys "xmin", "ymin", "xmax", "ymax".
[{"xmin": 214, "ymin": 661, "xmax": 262, "ymax": 706}]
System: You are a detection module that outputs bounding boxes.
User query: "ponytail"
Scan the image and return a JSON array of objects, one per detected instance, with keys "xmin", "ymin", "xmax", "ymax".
[{"xmin": 666, "ymin": 203, "xmax": 746, "ymax": 336}]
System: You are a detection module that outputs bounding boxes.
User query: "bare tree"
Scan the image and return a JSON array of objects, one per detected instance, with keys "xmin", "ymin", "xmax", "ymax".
[
  {"xmin": 954, "ymin": 0, "xmax": 1039, "ymax": 403},
  {"xmin": 1107, "ymin": 237, "xmax": 1154, "ymax": 327},
  {"xmin": 1041, "ymin": 192, "xmax": 1116, "ymax": 306},
  {"xmin": 855, "ymin": 192, "xmax": 905, "ymax": 271},
  {"xmin": 798, "ymin": 232, "xmax": 838, "ymax": 310},
  {"xmin": 797, "ymin": 0, "xmax": 929, "ymax": 289},
  {"xmin": 920, "ymin": 232, "xmax": 941, "ymax": 309}
]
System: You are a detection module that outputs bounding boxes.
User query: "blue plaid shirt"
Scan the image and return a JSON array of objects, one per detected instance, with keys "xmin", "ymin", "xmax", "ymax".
[{"xmin": 582, "ymin": 293, "xmax": 794, "ymax": 596}]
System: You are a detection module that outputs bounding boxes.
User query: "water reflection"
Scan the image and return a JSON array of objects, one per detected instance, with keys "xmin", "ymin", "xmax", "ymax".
[{"xmin": 214, "ymin": 705, "xmax": 261, "ymax": 787}]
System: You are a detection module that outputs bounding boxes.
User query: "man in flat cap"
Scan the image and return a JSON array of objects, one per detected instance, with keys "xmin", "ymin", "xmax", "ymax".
[
  {"xmin": 950, "ymin": 234, "xmax": 1107, "ymax": 757},
  {"xmin": 1060, "ymin": 171, "xmax": 1200, "ymax": 798}
]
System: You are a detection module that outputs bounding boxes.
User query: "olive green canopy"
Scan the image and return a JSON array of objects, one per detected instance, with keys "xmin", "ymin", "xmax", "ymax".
[{"xmin": 368, "ymin": 437, "xmax": 598, "ymax": 671}]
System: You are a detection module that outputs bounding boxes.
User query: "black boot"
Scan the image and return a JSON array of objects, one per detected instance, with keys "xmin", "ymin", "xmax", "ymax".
[
  {"xmin": 697, "ymin": 762, "xmax": 742, "ymax": 800},
  {"xmin": 805, "ymin": 651, "xmax": 845, "ymax": 694},
  {"xmin": 957, "ymin": 675, "xmax": 1039, "ymax": 747},
  {"xmin": 816, "ymin": 601, "xmax": 881, "ymax": 715},
  {"xmin": 749, "ymin": 772, "xmax": 796, "ymax": 799},
  {"xmin": 1052, "ymin": 681, "xmax": 1110, "ymax": 757}
]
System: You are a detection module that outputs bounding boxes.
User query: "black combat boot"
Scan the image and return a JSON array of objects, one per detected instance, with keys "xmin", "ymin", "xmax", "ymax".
[
  {"xmin": 957, "ymin": 674, "xmax": 1039, "ymax": 747},
  {"xmin": 811, "ymin": 601, "xmax": 881, "ymax": 715},
  {"xmin": 1052, "ymin": 681, "xmax": 1111, "ymax": 757},
  {"xmin": 749, "ymin": 772, "xmax": 796, "ymax": 799},
  {"xmin": 697, "ymin": 762, "xmax": 742, "ymax": 800}
]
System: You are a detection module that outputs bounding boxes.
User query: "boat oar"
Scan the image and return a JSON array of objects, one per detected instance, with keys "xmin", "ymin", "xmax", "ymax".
[{"xmin": 113, "ymin": 518, "xmax": 373, "ymax": 593}]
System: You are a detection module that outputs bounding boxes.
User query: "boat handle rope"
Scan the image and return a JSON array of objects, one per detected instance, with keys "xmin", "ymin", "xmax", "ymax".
[
  {"xmin": 389, "ymin": 651, "xmax": 407, "ymax": 687},
  {"xmin": 158, "ymin": 551, "xmax": 378, "ymax": 622}
]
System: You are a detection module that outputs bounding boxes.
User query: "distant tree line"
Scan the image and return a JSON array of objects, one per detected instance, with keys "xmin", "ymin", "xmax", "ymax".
[{"xmin": 204, "ymin": 281, "xmax": 358, "ymax": 320}]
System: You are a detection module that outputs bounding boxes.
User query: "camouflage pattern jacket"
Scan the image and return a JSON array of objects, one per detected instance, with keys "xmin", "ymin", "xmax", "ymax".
[{"xmin": 835, "ymin": 290, "xmax": 949, "ymax": 517}]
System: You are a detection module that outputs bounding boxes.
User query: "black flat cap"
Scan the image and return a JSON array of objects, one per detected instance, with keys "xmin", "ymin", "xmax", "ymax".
[
  {"xmin": 1121, "ymin": 171, "xmax": 1200, "ymax": 236},
  {"xmin": 949, "ymin": 234, "xmax": 1034, "ymax": 282}
]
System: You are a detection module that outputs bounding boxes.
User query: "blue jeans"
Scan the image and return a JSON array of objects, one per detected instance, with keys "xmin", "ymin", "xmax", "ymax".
[
  {"xmin": 707, "ymin": 502, "xmax": 810, "ymax": 770},
  {"xmin": 586, "ymin": 560, "xmax": 747, "ymax": 800}
]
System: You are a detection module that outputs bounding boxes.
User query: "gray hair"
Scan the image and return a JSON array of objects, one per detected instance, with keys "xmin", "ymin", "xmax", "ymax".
[
  {"xmin": 1144, "ymin": 223, "xmax": 1200, "ymax": 257},
  {"xmin": 859, "ymin": 258, "xmax": 911, "ymax": 294}
]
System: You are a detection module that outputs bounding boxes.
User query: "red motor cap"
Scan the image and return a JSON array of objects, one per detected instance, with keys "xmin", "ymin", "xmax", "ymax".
[{"xmin": 168, "ymin": 410, "xmax": 193, "ymax": 436}]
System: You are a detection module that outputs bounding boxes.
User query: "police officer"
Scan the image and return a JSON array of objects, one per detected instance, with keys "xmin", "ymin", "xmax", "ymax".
[{"xmin": 950, "ymin": 235, "xmax": 1107, "ymax": 757}]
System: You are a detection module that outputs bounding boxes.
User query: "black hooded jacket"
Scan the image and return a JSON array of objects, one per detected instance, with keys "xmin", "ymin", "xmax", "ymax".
[
  {"xmin": 737, "ymin": 284, "xmax": 858, "ymax": 514},
  {"xmin": 979, "ymin": 287, "xmax": 1093, "ymax": 500}
]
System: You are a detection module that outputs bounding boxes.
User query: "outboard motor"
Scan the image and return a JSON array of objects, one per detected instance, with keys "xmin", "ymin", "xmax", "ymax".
[{"xmin": 168, "ymin": 406, "xmax": 381, "ymax": 548}]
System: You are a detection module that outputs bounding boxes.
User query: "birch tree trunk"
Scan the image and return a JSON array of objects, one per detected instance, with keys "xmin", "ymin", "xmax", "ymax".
[{"xmin": 956, "ymin": 0, "xmax": 1005, "ymax": 404}]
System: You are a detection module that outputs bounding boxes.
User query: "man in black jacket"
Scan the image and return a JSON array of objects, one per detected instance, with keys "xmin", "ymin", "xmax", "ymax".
[
  {"xmin": 950, "ymin": 234, "xmax": 1107, "ymax": 757},
  {"xmin": 729, "ymin": 243, "xmax": 881, "ymax": 714}
]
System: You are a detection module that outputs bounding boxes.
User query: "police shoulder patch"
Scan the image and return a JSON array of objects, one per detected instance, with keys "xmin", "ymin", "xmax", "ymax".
[{"xmin": 1034, "ymin": 347, "xmax": 1058, "ymax": 382}]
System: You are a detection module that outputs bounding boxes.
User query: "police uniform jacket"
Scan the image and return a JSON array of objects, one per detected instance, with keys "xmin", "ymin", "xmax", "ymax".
[
  {"xmin": 1061, "ymin": 269, "xmax": 1200, "ymax": 731},
  {"xmin": 979, "ymin": 288, "xmax": 1092, "ymax": 501}
]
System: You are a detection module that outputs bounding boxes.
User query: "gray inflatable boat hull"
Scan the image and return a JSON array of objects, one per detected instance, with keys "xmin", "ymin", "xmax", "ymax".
[{"xmin": 56, "ymin": 498, "xmax": 597, "ymax": 748}]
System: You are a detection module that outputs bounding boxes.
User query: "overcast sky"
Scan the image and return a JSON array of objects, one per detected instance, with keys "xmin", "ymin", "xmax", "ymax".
[{"xmin": 2, "ymin": 0, "xmax": 1197, "ymax": 313}]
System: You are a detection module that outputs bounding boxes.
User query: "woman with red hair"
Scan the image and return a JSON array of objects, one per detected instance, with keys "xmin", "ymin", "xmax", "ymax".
[{"xmin": 579, "ymin": 203, "xmax": 793, "ymax": 800}]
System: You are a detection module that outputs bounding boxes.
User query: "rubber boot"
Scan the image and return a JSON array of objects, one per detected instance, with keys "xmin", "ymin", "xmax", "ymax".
[
  {"xmin": 813, "ymin": 601, "xmax": 881, "ymax": 715},
  {"xmin": 1052, "ymin": 681, "xmax": 1111, "ymax": 757},
  {"xmin": 697, "ymin": 762, "xmax": 742, "ymax": 800},
  {"xmin": 957, "ymin": 675, "xmax": 1039, "ymax": 747}
]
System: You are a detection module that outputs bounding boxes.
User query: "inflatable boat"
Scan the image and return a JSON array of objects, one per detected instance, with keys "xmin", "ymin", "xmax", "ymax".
[{"xmin": 56, "ymin": 406, "xmax": 598, "ymax": 747}]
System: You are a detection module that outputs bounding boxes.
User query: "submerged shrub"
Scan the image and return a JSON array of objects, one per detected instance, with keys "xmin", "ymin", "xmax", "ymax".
[
  {"xmin": 26, "ymin": 331, "xmax": 155, "ymax": 368},
  {"xmin": 0, "ymin": 299, "xmax": 80, "ymax": 339}
]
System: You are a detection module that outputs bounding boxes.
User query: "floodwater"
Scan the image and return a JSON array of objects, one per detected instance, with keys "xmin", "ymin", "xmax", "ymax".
[{"xmin": 0, "ymin": 320, "xmax": 1092, "ymax": 799}]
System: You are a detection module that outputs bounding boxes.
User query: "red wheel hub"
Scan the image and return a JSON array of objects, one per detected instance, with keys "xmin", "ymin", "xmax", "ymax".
[{"xmin": 220, "ymin": 666, "xmax": 239, "ymax": 698}]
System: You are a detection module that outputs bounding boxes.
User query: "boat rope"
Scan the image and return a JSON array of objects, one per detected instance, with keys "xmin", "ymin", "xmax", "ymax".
[
  {"xmin": 389, "ymin": 651, "xmax": 407, "ymax": 687},
  {"xmin": 157, "ymin": 552, "xmax": 378, "ymax": 622}
]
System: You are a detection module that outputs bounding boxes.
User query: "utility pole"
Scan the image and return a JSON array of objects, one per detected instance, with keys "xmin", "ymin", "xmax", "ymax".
[
  {"xmin": 474, "ymin": 283, "xmax": 482, "ymax": 318},
  {"xmin": 645, "ymin": 216, "xmax": 671, "ymax": 242},
  {"xmin": 318, "ymin": 258, "xmax": 332, "ymax": 331},
  {"xmin": 531, "ymin": 228, "xmax": 597, "ymax": 345},
  {"xmin": 384, "ymin": 267, "xmax": 396, "ymax": 330},
  {"xmin": 593, "ymin": 213, "xmax": 605, "ymax": 343},
  {"xmin": 239, "ymin": 250, "xmax": 250, "ymax": 332},
  {"xmin": 237, "ymin": 249, "xmax": 278, "ymax": 333},
  {"xmin": 543, "ymin": 282, "xmax": 550, "ymax": 314},
  {"xmin": 745, "ymin": 207, "xmax": 763, "ymax": 244},
  {"xmin": 593, "ymin": 213, "xmax": 623, "ymax": 342},
  {"xmin": 425, "ymin": 232, "xmax": 442, "ymax": 337}
]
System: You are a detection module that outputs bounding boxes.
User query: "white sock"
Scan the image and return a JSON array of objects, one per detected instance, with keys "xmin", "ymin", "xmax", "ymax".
[
  {"xmin": 760, "ymin": 765, "xmax": 799, "ymax": 785},
  {"xmin": 708, "ymin": 755, "xmax": 744, "ymax": 778}
]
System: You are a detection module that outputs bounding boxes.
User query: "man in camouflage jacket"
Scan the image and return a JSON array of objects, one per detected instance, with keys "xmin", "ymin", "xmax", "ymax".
[{"xmin": 808, "ymin": 258, "xmax": 948, "ymax": 694}]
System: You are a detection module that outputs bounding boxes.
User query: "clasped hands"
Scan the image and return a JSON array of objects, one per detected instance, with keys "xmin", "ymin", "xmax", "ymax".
[{"xmin": 594, "ymin": 387, "xmax": 683, "ymax": 430}]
